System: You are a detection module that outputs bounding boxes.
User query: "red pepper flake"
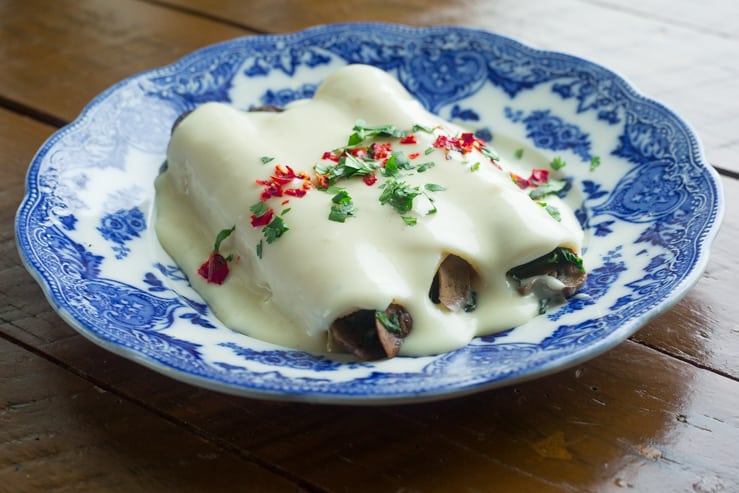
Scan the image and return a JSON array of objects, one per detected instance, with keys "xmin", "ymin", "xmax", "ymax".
[
  {"xmin": 315, "ymin": 173, "xmax": 330, "ymax": 189},
  {"xmin": 256, "ymin": 164, "xmax": 313, "ymax": 202},
  {"xmin": 197, "ymin": 253, "xmax": 230, "ymax": 285},
  {"xmin": 349, "ymin": 147, "xmax": 368, "ymax": 159},
  {"xmin": 408, "ymin": 152, "xmax": 420, "ymax": 160},
  {"xmin": 432, "ymin": 135, "xmax": 449, "ymax": 150},
  {"xmin": 250, "ymin": 208, "xmax": 274, "ymax": 227},
  {"xmin": 510, "ymin": 172, "xmax": 530, "ymax": 190},
  {"xmin": 510, "ymin": 168, "xmax": 550, "ymax": 190},
  {"xmin": 363, "ymin": 173, "xmax": 378, "ymax": 186},
  {"xmin": 530, "ymin": 168, "xmax": 549, "ymax": 185},
  {"xmin": 259, "ymin": 182, "xmax": 283, "ymax": 201},
  {"xmin": 322, "ymin": 151, "xmax": 340, "ymax": 162},
  {"xmin": 432, "ymin": 132, "xmax": 484, "ymax": 156},
  {"xmin": 399, "ymin": 134, "xmax": 417, "ymax": 145},
  {"xmin": 198, "ymin": 226, "xmax": 236, "ymax": 285},
  {"xmin": 284, "ymin": 188, "xmax": 307, "ymax": 197},
  {"xmin": 368, "ymin": 142, "xmax": 392, "ymax": 160},
  {"xmin": 459, "ymin": 132, "xmax": 476, "ymax": 152}
]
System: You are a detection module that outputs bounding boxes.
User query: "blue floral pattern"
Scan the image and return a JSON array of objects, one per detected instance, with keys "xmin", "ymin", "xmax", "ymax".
[
  {"xmin": 505, "ymin": 108, "xmax": 593, "ymax": 161},
  {"xmin": 15, "ymin": 24, "xmax": 722, "ymax": 403},
  {"xmin": 98, "ymin": 207, "xmax": 146, "ymax": 259}
]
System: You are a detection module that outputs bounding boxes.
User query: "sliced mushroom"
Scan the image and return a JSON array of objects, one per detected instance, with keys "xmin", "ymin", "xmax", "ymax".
[
  {"xmin": 375, "ymin": 303, "xmax": 413, "ymax": 358},
  {"xmin": 328, "ymin": 304, "xmax": 413, "ymax": 361},
  {"xmin": 429, "ymin": 254, "xmax": 478, "ymax": 312},
  {"xmin": 507, "ymin": 247, "xmax": 587, "ymax": 299},
  {"xmin": 248, "ymin": 104, "xmax": 284, "ymax": 113}
]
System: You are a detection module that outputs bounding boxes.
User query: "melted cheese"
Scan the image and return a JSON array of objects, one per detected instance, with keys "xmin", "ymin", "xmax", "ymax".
[{"xmin": 155, "ymin": 64, "xmax": 584, "ymax": 356}]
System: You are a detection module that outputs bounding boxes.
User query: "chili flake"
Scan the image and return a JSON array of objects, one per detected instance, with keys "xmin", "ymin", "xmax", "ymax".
[{"xmin": 198, "ymin": 226, "xmax": 236, "ymax": 284}]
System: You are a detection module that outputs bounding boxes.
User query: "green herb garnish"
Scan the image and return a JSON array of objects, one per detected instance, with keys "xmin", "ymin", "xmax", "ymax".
[
  {"xmin": 514, "ymin": 148, "xmax": 524, "ymax": 159},
  {"xmin": 549, "ymin": 247, "xmax": 585, "ymax": 272},
  {"xmin": 262, "ymin": 216, "xmax": 289, "ymax": 243},
  {"xmin": 382, "ymin": 151, "xmax": 413, "ymax": 177},
  {"xmin": 328, "ymin": 189, "xmax": 357, "ymax": 223},
  {"xmin": 375, "ymin": 310, "xmax": 403, "ymax": 335},
  {"xmin": 249, "ymin": 202, "xmax": 269, "ymax": 217},
  {"xmin": 537, "ymin": 201, "xmax": 562, "ymax": 222},
  {"xmin": 412, "ymin": 123, "xmax": 436, "ymax": 134},
  {"xmin": 379, "ymin": 180, "xmax": 421, "ymax": 215},
  {"xmin": 528, "ymin": 179, "xmax": 567, "ymax": 199},
  {"xmin": 424, "ymin": 183, "xmax": 446, "ymax": 192},
  {"xmin": 416, "ymin": 161, "xmax": 436, "ymax": 173},
  {"xmin": 346, "ymin": 121, "xmax": 407, "ymax": 147},
  {"xmin": 260, "ymin": 156, "xmax": 275, "ymax": 165},
  {"xmin": 550, "ymin": 157, "xmax": 567, "ymax": 170},
  {"xmin": 316, "ymin": 153, "xmax": 379, "ymax": 187},
  {"xmin": 464, "ymin": 290, "xmax": 478, "ymax": 312},
  {"xmin": 481, "ymin": 146, "xmax": 499, "ymax": 161},
  {"xmin": 590, "ymin": 155, "xmax": 601, "ymax": 171},
  {"xmin": 214, "ymin": 225, "xmax": 236, "ymax": 252}
]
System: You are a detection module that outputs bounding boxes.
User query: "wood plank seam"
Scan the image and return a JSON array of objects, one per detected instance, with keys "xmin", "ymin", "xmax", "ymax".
[
  {"xmin": 0, "ymin": 327, "xmax": 331, "ymax": 493},
  {"xmin": 139, "ymin": 0, "xmax": 268, "ymax": 34}
]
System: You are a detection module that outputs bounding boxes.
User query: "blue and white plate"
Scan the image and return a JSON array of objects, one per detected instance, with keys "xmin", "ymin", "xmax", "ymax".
[{"xmin": 16, "ymin": 24, "xmax": 723, "ymax": 404}]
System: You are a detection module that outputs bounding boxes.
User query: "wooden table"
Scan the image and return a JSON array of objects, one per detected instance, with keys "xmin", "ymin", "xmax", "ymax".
[{"xmin": 2, "ymin": 1, "xmax": 738, "ymax": 491}]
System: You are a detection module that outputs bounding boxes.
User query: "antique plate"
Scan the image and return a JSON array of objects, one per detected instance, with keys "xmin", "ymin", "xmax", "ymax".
[{"xmin": 16, "ymin": 23, "xmax": 723, "ymax": 404}]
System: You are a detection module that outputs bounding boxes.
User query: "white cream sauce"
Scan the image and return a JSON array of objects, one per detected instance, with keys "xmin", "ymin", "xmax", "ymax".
[{"xmin": 155, "ymin": 64, "xmax": 584, "ymax": 356}]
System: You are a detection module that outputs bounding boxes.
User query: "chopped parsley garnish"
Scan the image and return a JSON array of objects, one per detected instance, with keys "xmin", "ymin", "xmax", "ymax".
[
  {"xmin": 538, "ymin": 201, "xmax": 562, "ymax": 222},
  {"xmin": 328, "ymin": 189, "xmax": 357, "ymax": 223},
  {"xmin": 412, "ymin": 123, "xmax": 436, "ymax": 134},
  {"xmin": 262, "ymin": 215, "xmax": 289, "ymax": 243},
  {"xmin": 260, "ymin": 156, "xmax": 275, "ymax": 164},
  {"xmin": 346, "ymin": 121, "xmax": 407, "ymax": 147},
  {"xmin": 375, "ymin": 310, "xmax": 403, "ymax": 335},
  {"xmin": 528, "ymin": 179, "xmax": 567, "ymax": 199},
  {"xmin": 382, "ymin": 151, "xmax": 413, "ymax": 177},
  {"xmin": 480, "ymin": 146, "xmax": 499, "ymax": 161},
  {"xmin": 464, "ymin": 290, "xmax": 478, "ymax": 312},
  {"xmin": 424, "ymin": 183, "xmax": 446, "ymax": 192},
  {"xmin": 249, "ymin": 201, "xmax": 269, "ymax": 217},
  {"xmin": 316, "ymin": 153, "xmax": 379, "ymax": 187},
  {"xmin": 379, "ymin": 180, "xmax": 421, "ymax": 215},
  {"xmin": 470, "ymin": 161, "xmax": 481, "ymax": 172},
  {"xmin": 590, "ymin": 155, "xmax": 601, "ymax": 171},
  {"xmin": 424, "ymin": 147, "xmax": 435, "ymax": 155},
  {"xmin": 514, "ymin": 148, "xmax": 524, "ymax": 159},
  {"xmin": 402, "ymin": 216, "xmax": 418, "ymax": 226},
  {"xmin": 213, "ymin": 225, "xmax": 236, "ymax": 252},
  {"xmin": 256, "ymin": 240, "xmax": 264, "ymax": 259},
  {"xmin": 550, "ymin": 156, "xmax": 567, "ymax": 170},
  {"xmin": 547, "ymin": 247, "xmax": 585, "ymax": 272},
  {"xmin": 342, "ymin": 153, "xmax": 378, "ymax": 177},
  {"xmin": 416, "ymin": 161, "xmax": 436, "ymax": 173}
]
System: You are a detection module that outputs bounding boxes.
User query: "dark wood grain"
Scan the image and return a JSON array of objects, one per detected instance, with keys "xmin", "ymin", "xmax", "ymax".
[
  {"xmin": 0, "ymin": 0, "xmax": 249, "ymax": 123},
  {"xmin": 0, "ymin": 339, "xmax": 308, "ymax": 493},
  {"xmin": 2, "ymin": 0, "xmax": 738, "ymax": 491}
]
